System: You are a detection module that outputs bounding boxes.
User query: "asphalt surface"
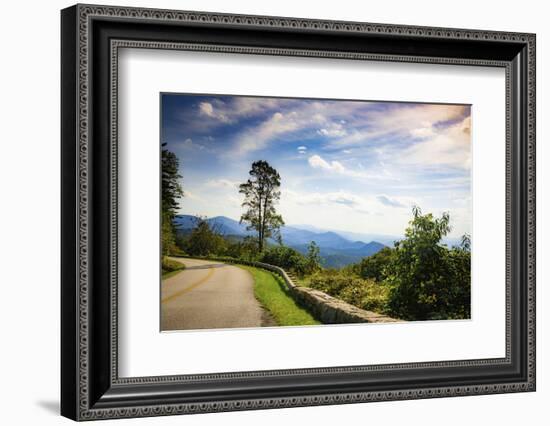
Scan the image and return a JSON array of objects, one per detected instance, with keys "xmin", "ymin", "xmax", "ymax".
[{"xmin": 161, "ymin": 258, "xmax": 269, "ymax": 331}]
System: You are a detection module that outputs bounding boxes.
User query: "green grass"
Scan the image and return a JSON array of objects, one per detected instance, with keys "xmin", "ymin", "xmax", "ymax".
[
  {"xmin": 238, "ymin": 265, "xmax": 319, "ymax": 326},
  {"xmin": 162, "ymin": 257, "xmax": 186, "ymax": 279},
  {"xmin": 162, "ymin": 269, "xmax": 184, "ymax": 280}
]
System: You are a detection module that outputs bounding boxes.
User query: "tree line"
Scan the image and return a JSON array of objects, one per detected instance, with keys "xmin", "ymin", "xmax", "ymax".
[{"xmin": 161, "ymin": 143, "xmax": 184, "ymax": 270}]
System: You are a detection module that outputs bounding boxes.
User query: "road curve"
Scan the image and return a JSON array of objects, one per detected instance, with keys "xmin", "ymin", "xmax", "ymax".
[{"xmin": 161, "ymin": 258, "xmax": 268, "ymax": 331}]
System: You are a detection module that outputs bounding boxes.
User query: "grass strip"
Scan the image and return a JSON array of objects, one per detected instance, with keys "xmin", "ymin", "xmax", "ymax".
[
  {"xmin": 238, "ymin": 265, "xmax": 319, "ymax": 326},
  {"xmin": 162, "ymin": 269, "xmax": 184, "ymax": 280},
  {"xmin": 162, "ymin": 257, "xmax": 186, "ymax": 279}
]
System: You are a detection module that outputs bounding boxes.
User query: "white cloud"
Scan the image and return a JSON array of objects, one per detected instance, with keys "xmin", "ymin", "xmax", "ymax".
[
  {"xmin": 226, "ymin": 195, "xmax": 242, "ymax": 208},
  {"xmin": 283, "ymin": 189, "xmax": 369, "ymax": 213},
  {"xmin": 317, "ymin": 122, "xmax": 347, "ymax": 138},
  {"xmin": 376, "ymin": 104, "xmax": 467, "ymax": 134},
  {"xmin": 180, "ymin": 138, "xmax": 206, "ymax": 151},
  {"xmin": 308, "ymin": 154, "xmax": 345, "ymax": 174},
  {"xmin": 176, "ymin": 137, "xmax": 219, "ymax": 154},
  {"xmin": 188, "ymin": 98, "xmax": 470, "ymax": 168},
  {"xmin": 376, "ymin": 194, "xmax": 407, "ymax": 208},
  {"xmin": 410, "ymin": 126, "xmax": 435, "ymax": 138},
  {"xmin": 199, "ymin": 101, "xmax": 231, "ymax": 123},
  {"xmin": 282, "ymin": 189, "xmax": 411, "ymax": 215},
  {"xmin": 327, "ymin": 103, "xmax": 469, "ymax": 148},
  {"xmin": 399, "ymin": 116, "xmax": 471, "ymax": 170},
  {"xmin": 183, "ymin": 190, "xmax": 202, "ymax": 201},
  {"xmin": 231, "ymin": 100, "xmax": 465, "ymax": 156},
  {"xmin": 234, "ymin": 111, "xmax": 303, "ymax": 155},
  {"xmin": 307, "ymin": 154, "xmax": 396, "ymax": 181},
  {"xmin": 199, "ymin": 102, "xmax": 213, "ymax": 116},
  {"xmin": 451, "ymin": 196, "xmax": 472, "ymax": 207},
  {"xmin": 230, "ymin": 100, "xmax": 349, "ymax": 156},
  {"xmin": 195, "ymin": 97, "xmax": 290, "ymax": 130},
  {"xmin": 236, "ymin": 97, "xmax": 285, "ymax": 115},
  {"xmin": 204, "ymin": 179, "xmax": 240, "ymax": 189}
]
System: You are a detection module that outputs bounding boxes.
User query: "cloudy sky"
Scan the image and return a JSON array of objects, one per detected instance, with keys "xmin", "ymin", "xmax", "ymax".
[{"xmin": 161, "ymin": 94, "xmax": 472, "ymax": 238}]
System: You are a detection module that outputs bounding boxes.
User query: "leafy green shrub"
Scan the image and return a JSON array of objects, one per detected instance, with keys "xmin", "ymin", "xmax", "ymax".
[
  {"xmin": 259, "ymin": 246, "xmax": 307, "ymax": 275},
  {"xmin": 307, "ymin": 269, "xmax": 350, "ymax": 294},
  {"xmin": 385, "ymin": 207, "xmax": 471, "ymax": 321},
  {"xmin": 224, "ymin": 237, "xmax": 260, "ymax": 261},
  {"xmin": 359, "ymin": 247, "xmax": 395, "ymax": 282},
  {"xmin": 307, "ymin": 270, "xmax": 390, "ymax": 313},
  {"xmin": 184, "ymin": 218, "xmax": 227, "ymax": 256}
]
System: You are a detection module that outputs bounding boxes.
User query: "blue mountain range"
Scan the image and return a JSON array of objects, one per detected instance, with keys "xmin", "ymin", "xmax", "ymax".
[{"xmin": 174, "ymin": 215, "xmax": 388, "ymax": 268}]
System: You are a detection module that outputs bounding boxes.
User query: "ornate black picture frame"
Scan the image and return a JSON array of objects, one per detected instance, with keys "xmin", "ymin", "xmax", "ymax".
[{"xmin": 61, "ymin": 4, "xmax": 536, "ymax": 421}]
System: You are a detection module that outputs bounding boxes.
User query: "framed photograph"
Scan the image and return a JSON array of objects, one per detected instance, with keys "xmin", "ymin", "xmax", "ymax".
[{"xmin": 61, "ymin": 4, "xmax": 536, "ymax": 421}]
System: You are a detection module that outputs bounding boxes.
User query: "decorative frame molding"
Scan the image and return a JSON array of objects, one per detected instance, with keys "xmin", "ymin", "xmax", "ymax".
[{"xmin": 61, "ymin": 4, "xmax": 535, "ymax": 421}]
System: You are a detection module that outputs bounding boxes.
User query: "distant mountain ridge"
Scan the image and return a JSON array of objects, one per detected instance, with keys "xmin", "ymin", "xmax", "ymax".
[{"xmin": 174, "ymin": 215, "xmax": 387, "ymax": 268}]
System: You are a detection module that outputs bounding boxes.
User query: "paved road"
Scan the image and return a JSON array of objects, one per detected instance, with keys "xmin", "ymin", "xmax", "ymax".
[{"xmin": 161, "ymin": 258, "xmax": 271, "ymax": 331}]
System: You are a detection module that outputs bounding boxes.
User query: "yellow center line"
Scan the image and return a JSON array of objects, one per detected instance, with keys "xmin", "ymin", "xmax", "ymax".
[{"xmin": 161, "ymin": 266, "xmax": 216, "ymax": 304}]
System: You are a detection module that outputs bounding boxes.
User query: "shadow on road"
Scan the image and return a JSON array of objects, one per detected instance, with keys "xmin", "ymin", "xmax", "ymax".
[{"xmin": 184, "ymin": 263, "xmax": 226, "ymax": 271}]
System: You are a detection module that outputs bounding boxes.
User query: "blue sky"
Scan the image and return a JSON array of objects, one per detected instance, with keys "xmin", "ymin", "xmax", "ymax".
[{"xmin": 162, "ymin": 94, "xmax": 471, "ymax": 238}]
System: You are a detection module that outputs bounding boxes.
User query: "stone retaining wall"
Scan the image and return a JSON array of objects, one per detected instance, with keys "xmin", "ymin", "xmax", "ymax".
[{"xmin": 290, "ymin": 286, "xmax": 400, "ymax": 324}]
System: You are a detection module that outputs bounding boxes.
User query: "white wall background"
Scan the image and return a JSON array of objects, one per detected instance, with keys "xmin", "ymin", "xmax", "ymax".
[{"xmin": 0, "ymin": 0, "xmax": 546, "ymax": 424}]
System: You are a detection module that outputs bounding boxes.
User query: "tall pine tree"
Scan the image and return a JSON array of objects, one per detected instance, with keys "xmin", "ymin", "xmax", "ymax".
[{"xmin": 161, "ymin": 143, "xmax": 183, "ymax": 255}]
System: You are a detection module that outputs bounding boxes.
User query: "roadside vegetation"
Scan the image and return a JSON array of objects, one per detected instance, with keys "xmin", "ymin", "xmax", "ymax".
[
  {"xmin": 162, "ymin": 150, "xmax": 472, "ymax": 322},
  {"xmin": 161, "ymin": 257, "xmax": 186, "ymax": 279},
  {"xmin": 300, "ymin": 270, "xmax": 389, "ymax": 314},
  {"xmin": 161, "ymin": 142, "xmax": 186, "ymax": 274},
  {"xmin": 237, "ymin": 265, "xmax": 319, "ymax": 326}
]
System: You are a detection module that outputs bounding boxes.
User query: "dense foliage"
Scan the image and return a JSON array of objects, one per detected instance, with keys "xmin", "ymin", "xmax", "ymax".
[
  {"xmin": 358, "ymin": 247, "xmax": 395, "ymax": 282},
  {"xmin": 256, "ymin": 241, "xmax": 322, "ymax": 276},
  {"xmin": 161, "ymin": 144, "xmax": 183, "ymax": 256},
  {"xmin": 259, "ymin": 246, "xmax": 307, "ymax": 275},
  {"xmin": 384, "ymin": 207, "xmax": 471, "ymax": 320},
  {"xmin": 184, "ymin": 218, "xmax": 227, "ymax": 257},
  {"xmin": 161, "ymin": 211, "xmax": 179, "ymax": 256},
  {"xmin": 307, "ymin": 270, "xmax": 390, "ymax": 313},
  {"xmin": 223, "ymin": 237, "xmax": 259, "ymax": 261}
]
